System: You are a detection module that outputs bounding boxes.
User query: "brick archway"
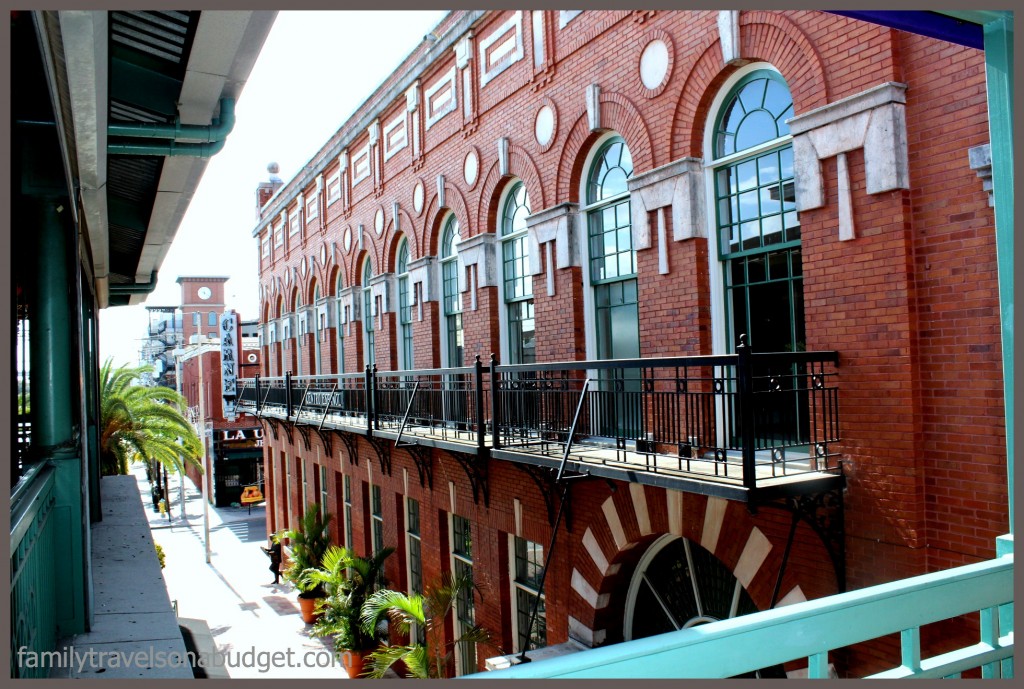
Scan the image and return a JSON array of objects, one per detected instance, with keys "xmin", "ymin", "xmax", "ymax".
[{"xmin": 567, "ymin": 488, "xmax": 807, "ymax": 648}]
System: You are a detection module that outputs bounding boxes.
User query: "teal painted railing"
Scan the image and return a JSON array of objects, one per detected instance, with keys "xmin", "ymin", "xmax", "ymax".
[
  {"xmin": 470, "ymin": 554, "xmax": 1013, "ymax": 679},
  {"xmin": 10, "ymin": 463, "xmax": 59, "ymax": 679}
]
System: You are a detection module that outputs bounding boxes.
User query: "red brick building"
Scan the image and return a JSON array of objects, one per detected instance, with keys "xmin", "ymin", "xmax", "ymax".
[
  {"xmin": 175, "ymin": 277, "xmax": 265, "ymax": 507},
  {"xmin": 241, "ymin": 10, "xmax": 1005, "ymax": 676}
]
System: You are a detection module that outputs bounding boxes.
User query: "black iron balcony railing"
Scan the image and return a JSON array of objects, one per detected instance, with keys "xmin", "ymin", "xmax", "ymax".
[{"xmin": 236, "ymin": 348, "xmax": 840, "ymax": 496}]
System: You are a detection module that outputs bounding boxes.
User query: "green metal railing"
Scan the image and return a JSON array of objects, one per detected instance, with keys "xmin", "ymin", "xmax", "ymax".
[
  {"xmin": 10, "ymin": 463, "xmax": 59, "ymax": 679},
  {"xmin": 470, "ymin": 553, "xmax": 1013, "ymax": 679}
]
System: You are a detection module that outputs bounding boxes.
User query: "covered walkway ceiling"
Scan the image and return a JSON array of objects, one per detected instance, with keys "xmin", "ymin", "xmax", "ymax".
[{"xmin": 13, "ymin": 10, "xmax": 276, "ymax": 307}]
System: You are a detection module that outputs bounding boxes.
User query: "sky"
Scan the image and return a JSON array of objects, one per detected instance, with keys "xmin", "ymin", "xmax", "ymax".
[{"xmin": 98, "ymin": 10, "xmax": 449, "ymax": 368}]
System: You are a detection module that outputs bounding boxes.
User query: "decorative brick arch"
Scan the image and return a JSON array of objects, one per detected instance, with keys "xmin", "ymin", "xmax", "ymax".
[
  {"xmin": 672, "ymin": 11, "xmax": 829, "ymax": 160},
  {"xmin": 326, "ymin": 265, "xmax": 342, "ymax": 296},
  {"xmin": 423, "ymin": 180, "xmax": 471, "ymax": 256},
  {"xmin": 567, "ymin": 489, "xmax": 808, "ymax": 648},
  {"xmin": 554, "ymin": 92, "xmax": 655, "ymax": 204},
  {"xmin": 475, "ymin": 144, "xmax": 547, "ymax": 232},
  {"xmin": 395, "ymin": 207, "xmax": 420, "ymax": 259}
]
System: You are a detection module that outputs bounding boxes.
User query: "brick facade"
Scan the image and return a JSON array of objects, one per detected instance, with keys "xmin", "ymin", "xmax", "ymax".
[{"xmin": 247, "ymin": 11, "xmax": 1005, "ymax": 677}]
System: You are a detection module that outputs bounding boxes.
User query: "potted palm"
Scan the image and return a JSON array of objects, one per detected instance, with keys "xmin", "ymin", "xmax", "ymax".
[
  {"xmin": 305, "ymin": 545, "xmax": 395, "ymax": 678},
  {"xmin": 282, "ymin": 503, "xmax": 333, "ymax": 623},
  {"xmin": 359, "ymin": 570, "xmax": 499, "ymax": 678}
]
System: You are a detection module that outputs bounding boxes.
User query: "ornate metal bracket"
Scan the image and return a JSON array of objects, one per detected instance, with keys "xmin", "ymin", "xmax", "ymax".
[
  {"xmin": 293, "ymin": 424, "xmax": 312, "ymax": 451},
  {"xmin": 762, "ymin": 487, "xmax": 846, "ymax": 598},
  {"xmin": 261, "ymin": 417, "xmax": 280, "ymax": 441},
  {"xmin": 366, "ymin": 435, "xmax": 392, "ymax": 477},
  {"xmin": 443, "ymin": 450, "xmax": 489, "ymax": 507},
  {"xmin": 514, "ymin": 463, "xmax": 559, "ymax": 527},
  {"xmin": 338, "ymin": 431, "xmax": 359, "ymax": 467},
  {"xmin": 314, "ymin": 428, "xmax": 333, "ymax": 457},
  {"xmin": 399, "ymin": 443, "xmax": 433, "ymax": 489}
]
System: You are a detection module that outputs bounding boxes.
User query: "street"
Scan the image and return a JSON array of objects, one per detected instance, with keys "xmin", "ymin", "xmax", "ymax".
[{"xmin": 132, "ymin": 463, "xmax": 348, "ymax": 678}]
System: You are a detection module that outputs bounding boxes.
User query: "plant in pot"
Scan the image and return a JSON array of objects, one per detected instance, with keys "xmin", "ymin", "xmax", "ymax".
[
  {"xmin": 282, "ymin": 503, "xmax": 333, "ymax": 624},
  {"xmin": 359, "ymin": 569, "xmax": 499, "ymax": 678},
  {"xmin": 306, "ymin": 544, "xmax": 395, "ymax": 678}
]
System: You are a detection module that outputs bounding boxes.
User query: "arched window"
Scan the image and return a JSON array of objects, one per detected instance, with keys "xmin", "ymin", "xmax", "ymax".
[
  {"xmin": 335, "ymin": 273, "xmax": 345, "ymax": 374},
  {"xmin": 397, "ymin": 238, "xmax": 413, "ymax": 370},
  {"xmin": 312, "ymin": 284, "xmax": 322, "ymax": 375},
  {"xmin": 440, "ymin": 215, "xmax": 463, "ymax": 368},
  {"xmin": 362, "ymin": 258, "xmax": 375, "ymax": 369},
  {"xmin": 291, "ymin": 290, "xmax": 302, "ymax": 375},
  {"xmin": 501, "ymin": 182, "xmax": 534, "ymax": 364},
  {"xmin": 712, "ymin": 70, "xmax": 802, "ymax": 354},
  {"xmin": 586, "ymin": 137, "xmax": 639, "ymax": 362}
]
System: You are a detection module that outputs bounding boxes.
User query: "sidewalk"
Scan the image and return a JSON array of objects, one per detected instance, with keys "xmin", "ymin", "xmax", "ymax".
[{"xmin": 133, "ymin": 464, "xmax": 348, "ymax": 678}]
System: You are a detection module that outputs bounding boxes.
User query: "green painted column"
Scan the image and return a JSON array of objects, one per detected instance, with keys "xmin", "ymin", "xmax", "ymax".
[
  {"xmin": 984, "ymin": 15, "xmax": 1013, "ymax": 679},
  {"xmin": 29, "ymin": 197, "xmax": 87, "ymax": 637},
  {"xmin": 984, "ymin": 15, "xmax": 1014, "ymax": 530}
]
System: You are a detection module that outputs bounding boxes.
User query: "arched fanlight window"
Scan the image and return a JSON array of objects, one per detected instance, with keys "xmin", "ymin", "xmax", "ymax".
[
  {"xmin": 397, "ymin": 238, "xmax": 413, "ymax": 370},
  {"xmin": 585, "ymin": 136, "xmax": 638, "ymax": 360},
  {"xmin": 362, "ymin": 258, "xmax": 375, "ymax": 368},
  {"xmin": 440, "ymin": 215, "xmax": 463, "ymax": 368},
  {"xmin": 711, "ymin": 70, "xmax": 802, "ymax": 354},
  {"xmin": 501, "ymin": 182, "xmax": 534, "ymax": 364},
  {"xmin": 335, "ymin": 272, "xmax": 345, "ymax": 373}
]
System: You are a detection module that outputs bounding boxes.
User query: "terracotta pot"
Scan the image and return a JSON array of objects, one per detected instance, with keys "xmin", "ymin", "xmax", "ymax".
[
  {"xmin": 340, "ymin": 649, "xmax": 367, "ymax": 679},
  {"xmin": 297, "ymin": 595, "xmax": 322, "ymax": 624}
]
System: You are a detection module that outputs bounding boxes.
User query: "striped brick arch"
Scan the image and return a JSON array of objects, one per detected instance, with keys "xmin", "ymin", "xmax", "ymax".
[{"xmin": 567, "ymin": 487, "xmax": 807, "ymax": 648}]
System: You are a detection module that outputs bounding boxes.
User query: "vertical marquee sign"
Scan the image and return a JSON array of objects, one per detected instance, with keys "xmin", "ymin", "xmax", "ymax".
[{"xmin": 220, "ymin": 311, "xmax": 238, "ymax": 420}]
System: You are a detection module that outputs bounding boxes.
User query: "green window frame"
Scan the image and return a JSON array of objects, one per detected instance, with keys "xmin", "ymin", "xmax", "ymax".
[
  {"xmin": 712, "ymin": 69, "xmax": 803, "ymax": 353},
  {"xmin": 371, "ymin": 484, "xmax": 384, "ymax": 557},
  {"xmin": 451, "ymin": 514, "xmax": 475, "ymax": 675},
  {"xmin": 501, "ymin": 182, "xmax": 535, "ymax": 364},
  {"xmin": 441, "ymin": 216, "xmax": 463, "ymax": 368},
  {"xmin": 343, "ymin": 475, "xmax": 353, "ymax": 552},
  {"xmin": 406, "ymin": 497, "xmax": 425, "ymax": 644},
  {"xmin": 397, "ymin": 239, "xmax": 413, "ymax": 370},
  {"xmin": 362, "ymin": 258, "xmax": 375, "ymax": 368},
  {"xmin": 512, "ymin": 536, "xmax": 546, "ymax": 652}
]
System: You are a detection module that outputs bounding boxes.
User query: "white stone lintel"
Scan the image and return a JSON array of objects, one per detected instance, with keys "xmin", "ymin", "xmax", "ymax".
[
  {"xmin": 525, "ymin": 202, "xmax": 580, "ymax": 275},
  {"xmin": 457, "ymin": 232, "xmax": 498, "ymax": 290},
  {"xmin": 408, "ymin": 256, "xmax": 437, "ymax": 304}
]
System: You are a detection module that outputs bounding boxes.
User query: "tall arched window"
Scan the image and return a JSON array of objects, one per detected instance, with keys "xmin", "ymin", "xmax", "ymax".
[
  {"xmin": 291, "ymin": 290, "xmax": 302, "ymax": 376},
  {"xmin": 397, "ymin": 239, "xmax": 413, "ymax": 370},
  {"xmin": 585, "ymin": 136, "xmax": 639, "ymax": 362},
  {"xmin": 712, "ymin": 70, "xmax": 802, "ymax": 354},
  {"xmin": 362, "ymin": 258, "xmax": 375, "ymax": 369},
  {"xmin": 501, "ymin": 182, "xmax": 535, "ymax": 364},
  {"xmin": 312, "ymin": 284, "xmax": 322, "ymax": 375},
  {"xmin": 440, "ymin": 215, "xmax": 463, "ymax": 368},
  {"xmin": 335, "ymin": 273, "xmax": 345, "ymax": 374},
  {"xmin": 712, "ymin": 69, "xmax": 806, "ymax": 448}
]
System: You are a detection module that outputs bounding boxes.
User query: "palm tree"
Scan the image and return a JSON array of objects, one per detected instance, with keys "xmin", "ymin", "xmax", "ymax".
[
  {"xmin": 359, "ymin": 570, "xmax": 499, "ymax": 678},
  {"xmin": 305, "ymin": 545, "xmax": 395, "ymax": 652},
  {"xmin": 99, "ymin": 358, "xmax": 203, "ymax": 476}
]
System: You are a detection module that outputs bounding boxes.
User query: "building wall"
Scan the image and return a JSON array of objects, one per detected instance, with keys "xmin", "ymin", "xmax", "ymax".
[{"xmin": 247, "ymin": 10, "xmax": 1005, "ymax": 676}]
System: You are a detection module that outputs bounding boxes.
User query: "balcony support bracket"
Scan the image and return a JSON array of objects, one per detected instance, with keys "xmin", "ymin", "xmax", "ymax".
[
  {"xmin": 399, "ymin": 443, "xmax": 433, "ymax": 489},
  {"xmin": 444, "ymin": 449, "xmax": 490, "ymax": 507},
  {"xmin": 314, "ymin": 429, "xmax": 333, "ymax": 457},
  {"xmin": 366, "ymin": 434, "xmax": 393, "ymax": 477},
  {"xmin": 338, "ymin": 431, "xmax": 360, "ymax": 467},
  {"xmin": 762, "ymin": 487, "xmax": 846, "ymax": 598},
  {"xmin": 261, "ymin": 417, "xmax": 281, "ymax": 441},
  {"xmin": 293, "ymin": 424, "xmax": 312, "ymax": 452}
]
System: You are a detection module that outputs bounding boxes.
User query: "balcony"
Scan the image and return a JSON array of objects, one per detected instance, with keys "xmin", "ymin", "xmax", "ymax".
[{"xmin": 236, "ymin": 348, "xmax": 842, "ymax": 504}]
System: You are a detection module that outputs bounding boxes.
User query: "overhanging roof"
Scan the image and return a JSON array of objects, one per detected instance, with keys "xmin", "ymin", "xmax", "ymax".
[{"xmin": 18, "ymin": 10, "xmax": 276, "ymax": 308}]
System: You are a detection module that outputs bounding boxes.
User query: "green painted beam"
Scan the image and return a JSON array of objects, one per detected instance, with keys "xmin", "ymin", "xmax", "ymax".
[
  {"xmin": 470, "ymin": 555, "xmax": 1012, "ymax": 679},
  {"xmin": 982, "ymin": 15, "xmax": 1014, "ymax": 530}
]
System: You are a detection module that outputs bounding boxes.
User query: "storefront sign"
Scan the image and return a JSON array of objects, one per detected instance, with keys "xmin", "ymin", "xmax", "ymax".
[{"xmin": 220, "ymin": 311, "xmax": 238, "ymax": 420}]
